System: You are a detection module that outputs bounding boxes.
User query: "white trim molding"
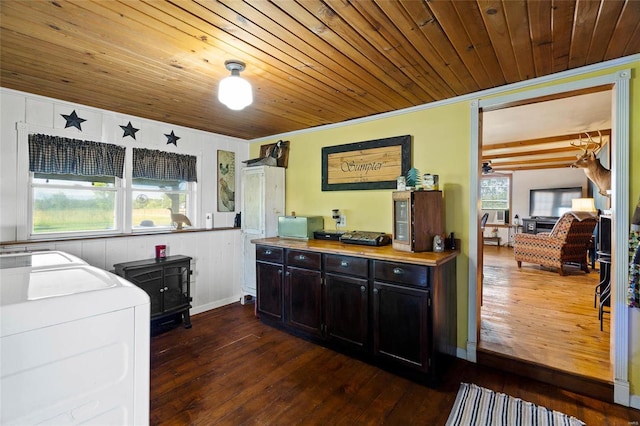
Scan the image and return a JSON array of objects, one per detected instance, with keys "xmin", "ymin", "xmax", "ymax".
[
  {"xmin": 468, "ymin": 69, "xmax": 632, "ymax": 406},
  {"xmin": 611, "ymin": 69, "xmax": 631, "ymax": 406}
]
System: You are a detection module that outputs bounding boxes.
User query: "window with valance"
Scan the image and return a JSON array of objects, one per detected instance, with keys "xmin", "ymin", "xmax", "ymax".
[
  {"xmin": 131, "ymin": 148, "xmax": 197, "ymax": 230},
  {"xmin": 28, "ymin": 134, "xmax": 124, "ymax": 235},
  {"xmin": 27, "ymin": 135, "xmax": 198, "ymax": 237}
]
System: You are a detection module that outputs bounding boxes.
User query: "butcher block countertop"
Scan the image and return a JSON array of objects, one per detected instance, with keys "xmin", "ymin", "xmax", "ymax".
[{"xmin": 250, "ymin": 237, "xmax": 459, "ymax": 267}]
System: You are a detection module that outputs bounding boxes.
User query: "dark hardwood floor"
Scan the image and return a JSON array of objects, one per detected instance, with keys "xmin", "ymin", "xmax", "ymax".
[{"xmin": 149, "ymin": 303, "xmax": 639, "ymax": 425}]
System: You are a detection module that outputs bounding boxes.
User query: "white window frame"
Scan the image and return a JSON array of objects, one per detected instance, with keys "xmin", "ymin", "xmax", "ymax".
[
  {"xmin": 16, "ymin": 122, "xmax": 201, "ymax": 240},
  {"xmin": 480, "ymin": 174, "xmax": 511, "ymax": 211},
  {"xmin": 130, "ymin": 177, "xmax": 196, "ymax": 233},
  {"xmin": 29, "ymin": 172, "xmax": 124, "ymax": 239}
]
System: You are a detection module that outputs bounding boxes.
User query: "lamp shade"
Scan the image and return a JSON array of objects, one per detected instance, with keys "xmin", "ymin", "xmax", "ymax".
[
  {"xmin": 218, "ymin": 60, "xmax": 252, "ymax": 111},
  {"xmin": 571, "ymin": 198, "xmax": 596, "ymax": 212}
]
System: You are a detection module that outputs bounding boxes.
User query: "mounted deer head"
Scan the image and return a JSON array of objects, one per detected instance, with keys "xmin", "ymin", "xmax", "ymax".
[{"xmin": 570, "ymin": 131, "xmax": 611, "ymax": 197}]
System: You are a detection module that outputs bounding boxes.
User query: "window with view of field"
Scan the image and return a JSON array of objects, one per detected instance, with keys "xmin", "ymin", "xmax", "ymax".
[
  {"xmin": 27, "ymin": 134, "xmax": 198, "ymax": 239},
  {"xmin": 480, "ymin": 175, "xmax": 511, "ymax": 210},
  {"xmin": 132, "ymin": 178, "xmax": 190, "ymax": 230},
  {"xmin": 32, "ymin": 174, "xmax": 119, "ymax": 234}
]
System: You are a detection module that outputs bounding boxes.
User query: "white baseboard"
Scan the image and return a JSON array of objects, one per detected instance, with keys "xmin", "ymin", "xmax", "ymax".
[
  {"xmin": 190, "ymin": 295, "xmax": 241, "ymax": 316},
  {"xmin": 466, "ymin": 341, "xmax": 477, "ymax": 363},
  {"xmin": 456, "ymin": 347, "xmax": 468, "ymax": 360},
  {"xmin": 630, "ymin": 394, "xmax": 640, "ymax": 410}
]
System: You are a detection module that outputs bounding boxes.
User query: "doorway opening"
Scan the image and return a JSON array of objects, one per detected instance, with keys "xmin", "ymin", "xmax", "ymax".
[
  {"xmin": 478, "ymin": 88, "xmax": 613, "ymax": 384},
  {"xmin": 468, "ymin": 68, "xmax": 631, "ymax": 404}
]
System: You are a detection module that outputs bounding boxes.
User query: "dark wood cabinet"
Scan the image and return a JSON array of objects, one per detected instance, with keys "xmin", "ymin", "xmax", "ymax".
[
  {"xmin": 392, "ymin": 190, "xmax": 443, "ymax": 252},
  {"xmin": 256, "ymin": 246, "xmax": 284, "ymax": 321},
  {"xmin": 257, "ymin": 262, "xmax": 283, "ymax": 321},
  {"xmin": 285, "ymin": 250, "xmax": 323, "ymax": 336},
  {"xmin": 114, "ymin": 255, "xmax": 192, "ymax": 328},
  {"xmin": 254, "ymin": 241, "xmax": 457, "ymax": 382},
  {"xmin": 373, "ymin": 272, "xmax": 430, "ymax": 371},
  {"xmin": 324, "ymin": 254, "xmax": 369, "ymax": 352}
]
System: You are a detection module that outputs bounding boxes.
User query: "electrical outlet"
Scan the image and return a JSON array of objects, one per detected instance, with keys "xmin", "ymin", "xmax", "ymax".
[{"xmin": 338, "ymin": 214, "xmax": 346, "ymax": 227}]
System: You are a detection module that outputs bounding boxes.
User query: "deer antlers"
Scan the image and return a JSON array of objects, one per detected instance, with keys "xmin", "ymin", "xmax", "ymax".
[{"xmin": 570, "ymin": 130, "xmax": 603, "ymax": 156}]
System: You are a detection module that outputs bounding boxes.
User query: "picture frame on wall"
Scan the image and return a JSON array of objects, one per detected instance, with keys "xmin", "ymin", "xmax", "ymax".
[
  {"xmin": 217, "ymin": 150, "xmax": 235, "ymax": 212},
  {"xmin": 321, "ymin": 135, "xmax": 411, "ymax": 191}
]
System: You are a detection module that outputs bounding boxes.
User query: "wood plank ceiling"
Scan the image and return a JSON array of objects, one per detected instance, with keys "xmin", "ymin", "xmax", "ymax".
[{"xmin": 1, "ymin": 0, "xmax": 638, "ymax": 169}]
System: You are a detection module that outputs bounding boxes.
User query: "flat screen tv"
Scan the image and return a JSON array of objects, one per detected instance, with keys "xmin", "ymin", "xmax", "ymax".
[{"xmin": 529, "ymin": 186, "xmax": 583, "ymax": 219}]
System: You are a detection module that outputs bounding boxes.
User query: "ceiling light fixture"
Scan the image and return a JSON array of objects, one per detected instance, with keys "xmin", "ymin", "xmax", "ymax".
[{"xmin": 218, "ymin": 60, "xmax": 253, "ymax": 111}]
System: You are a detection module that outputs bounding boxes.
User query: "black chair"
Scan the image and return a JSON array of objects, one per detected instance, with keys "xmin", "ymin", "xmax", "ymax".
[
  {"xmin": 480, "ymin": 213, "xmax": 489, "ymax": 230},
  {"xmin": 596, "ymin": 255, "xmax": 611, "ymax": 331}
]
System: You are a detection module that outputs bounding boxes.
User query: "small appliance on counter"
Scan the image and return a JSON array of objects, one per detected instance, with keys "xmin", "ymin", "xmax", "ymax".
[
  {"xmin": 314, "ymin": 229, "xmax": 347, "ymax": 241},
  {"xmin": 278, "ymin": 215, "xmax": 324, "ymax": 239},
  {"xmin": 340, "ymin": 231, "xmax": 391, "ymax": 246}
]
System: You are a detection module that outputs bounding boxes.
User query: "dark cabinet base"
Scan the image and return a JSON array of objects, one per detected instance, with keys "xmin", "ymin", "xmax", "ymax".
[
  {"xmin": 254, "ymin": 243, "xmax": 457, "ymax": 386},
  {"xmin": 114, "ymin": 255, "xmax": 193, "ymax": 330}
]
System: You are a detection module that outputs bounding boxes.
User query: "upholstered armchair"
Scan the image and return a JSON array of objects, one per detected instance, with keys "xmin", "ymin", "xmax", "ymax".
[{"xmin": 514, "ymin": 212, "xmax": 598, "ymax": 275}]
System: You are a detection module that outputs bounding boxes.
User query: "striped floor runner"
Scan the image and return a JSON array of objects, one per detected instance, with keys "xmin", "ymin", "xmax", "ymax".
[{"xmin": 446, "ymin": 383, "xmax": 585, "ymax": 426}]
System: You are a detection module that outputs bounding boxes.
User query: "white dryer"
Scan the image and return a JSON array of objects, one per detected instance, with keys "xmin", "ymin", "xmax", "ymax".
[{"xmin": 0, "ymin": 251, "xmax": 150, "ymax": 425}]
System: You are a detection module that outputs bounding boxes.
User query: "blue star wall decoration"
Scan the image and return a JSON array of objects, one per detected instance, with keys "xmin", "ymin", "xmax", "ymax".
[
  {"xmin": 61, "ymin": 110, "xmax": 86, "ymax": 131},
  {"xmin": 165, "ymin": 130, "xmax": 180, "ymax": 146},
  {"xmin": 120, "ymin": 121, "xmax": 139, "ymax": 140}
]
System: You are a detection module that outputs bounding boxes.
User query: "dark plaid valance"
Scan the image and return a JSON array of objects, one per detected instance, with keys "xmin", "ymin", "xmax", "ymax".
[
  {"xmin": 29, "ymin": 134, "xmax": 125, "ymax": 178},
  {"xmin": 133, "ymin": 148, "xmax": 197, "ymax": 182}
]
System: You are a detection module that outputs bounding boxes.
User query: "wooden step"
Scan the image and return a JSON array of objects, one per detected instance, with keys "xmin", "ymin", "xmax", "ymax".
[{"xmin": 477, "ymin": 347, "xmax": 613, "ymax": 402}]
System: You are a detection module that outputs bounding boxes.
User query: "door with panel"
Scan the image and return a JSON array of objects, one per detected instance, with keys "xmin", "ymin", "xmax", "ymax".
[{"xmin": 285, "ymin": 250, "xmax": 322, "ymax": 337}]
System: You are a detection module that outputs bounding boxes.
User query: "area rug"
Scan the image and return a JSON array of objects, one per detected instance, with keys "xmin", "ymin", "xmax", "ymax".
[{"xmin": 446, "ymin": 383, "xmax": 585, "ymax": 426}]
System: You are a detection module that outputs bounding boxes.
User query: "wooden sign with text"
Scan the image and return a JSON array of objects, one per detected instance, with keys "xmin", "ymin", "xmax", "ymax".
[{"xmin": 322, "ymin": 135, "xmax": 411, "ymax": 191}]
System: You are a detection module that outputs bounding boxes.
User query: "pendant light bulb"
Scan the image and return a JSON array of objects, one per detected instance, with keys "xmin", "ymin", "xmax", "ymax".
[{"xmin": 218, "ymin": 60, "xmax": 253, "ymax": 111}]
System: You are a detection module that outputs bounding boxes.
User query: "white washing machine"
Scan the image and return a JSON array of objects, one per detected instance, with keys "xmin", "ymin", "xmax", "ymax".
[{"xmin": 0, "ymin": 251, "xmax": 150, "ymax": 425}]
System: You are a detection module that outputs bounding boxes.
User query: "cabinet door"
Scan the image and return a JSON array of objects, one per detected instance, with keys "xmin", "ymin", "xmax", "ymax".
[
  {"xmin": 242, "ymin": 169, "xmax": 266, "ymax": 234},
  {"xmin": 392, "ymin": 191, "xmax": 412, "ymax": 252},
  {"xmin": 125, "ymin": 267, "xmax": 164, "ymax": 316},
  {"xmin": 372, "ymin": 281, "xmax": 431, "ymax": 372},
  {"xmin": 285, "ymin": 266, "xmax": 322, "ymax": 337},
  {"xmin": 257, "ymin": 262, "xmax": 283, "ymax": 321},
  {"xmin": 325, "ymin": 273, "xmax": 368, "ymax": 351},
  {"xmin": 162, "ymin": 263, "xmax": 190, "ymax": 315}
]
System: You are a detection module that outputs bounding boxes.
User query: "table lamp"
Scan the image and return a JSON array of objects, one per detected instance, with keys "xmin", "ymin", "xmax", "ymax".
[{"xmin": 571, "ymin": 198, "xmax": 596, "ymax": 212}]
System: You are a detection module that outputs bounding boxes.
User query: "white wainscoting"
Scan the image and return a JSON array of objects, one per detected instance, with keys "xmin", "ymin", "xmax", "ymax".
[{"xmin": 0, "ymin": 229, "xmax": 243, "ymax": 314}]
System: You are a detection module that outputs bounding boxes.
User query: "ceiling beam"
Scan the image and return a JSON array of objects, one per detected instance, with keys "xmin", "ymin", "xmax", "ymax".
[{"xmin": 483, "ymin": 129, "xmax": 611, "ymax": 150}]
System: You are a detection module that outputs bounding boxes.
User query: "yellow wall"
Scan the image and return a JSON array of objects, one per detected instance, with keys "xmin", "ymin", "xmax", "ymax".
[{"xmin": 251, "ymin": 59, "xmax": 640, "ymax": 395}]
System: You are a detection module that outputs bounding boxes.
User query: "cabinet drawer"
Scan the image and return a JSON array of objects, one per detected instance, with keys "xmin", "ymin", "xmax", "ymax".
[
  {"xmin": 256, "ymin": 246, "xmax": 283, "ymax": 263},
  {"xmin": 373, "ymin": 260, "xmax": 428, "ymax": 288},
  {"xmin": 324, "ymin": 254, "xmax": 368, "ymax": 278},
  {"xmin": 286, "ymin": 250, "xmax": 321, "ymax": 270}
]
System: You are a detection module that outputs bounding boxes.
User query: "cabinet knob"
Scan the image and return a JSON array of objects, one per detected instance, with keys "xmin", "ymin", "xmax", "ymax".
[
  {"xmin": 265, "ymin": 249, "xmax": 272, "ymax": 255},
  {"xmin": 373, "ymin": 288, "xmax": 378, "ymax": 294},
  {"xmin": 393, "ymin": 267, "xmax": 403, "ymax": 275},
  {"xmin": 360, "ymin": 285, "xmax": 365, "ymax": 293},
  {"xmin": 340, "ymin": 261, "xmax": 349, "ymax": 267},
  {"xmin": 164, "ymin": 286, "xmax": 168, "ymax": 291},
  {"xmin": 297, "ymin": 255, "xmax": 306, "ymax": 260},
  {"xmin": 159, "ymin": 288, "xmax": 164, "ymax": 293}
]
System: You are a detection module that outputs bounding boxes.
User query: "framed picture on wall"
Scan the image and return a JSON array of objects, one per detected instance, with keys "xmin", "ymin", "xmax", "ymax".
[
  {"xmin": 217, "ymin": 150, "xmax": 235, "ymax": 212},
  {"xmin": 321, "ymin": 135, "xmax": 411, "ymax": 191}
]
